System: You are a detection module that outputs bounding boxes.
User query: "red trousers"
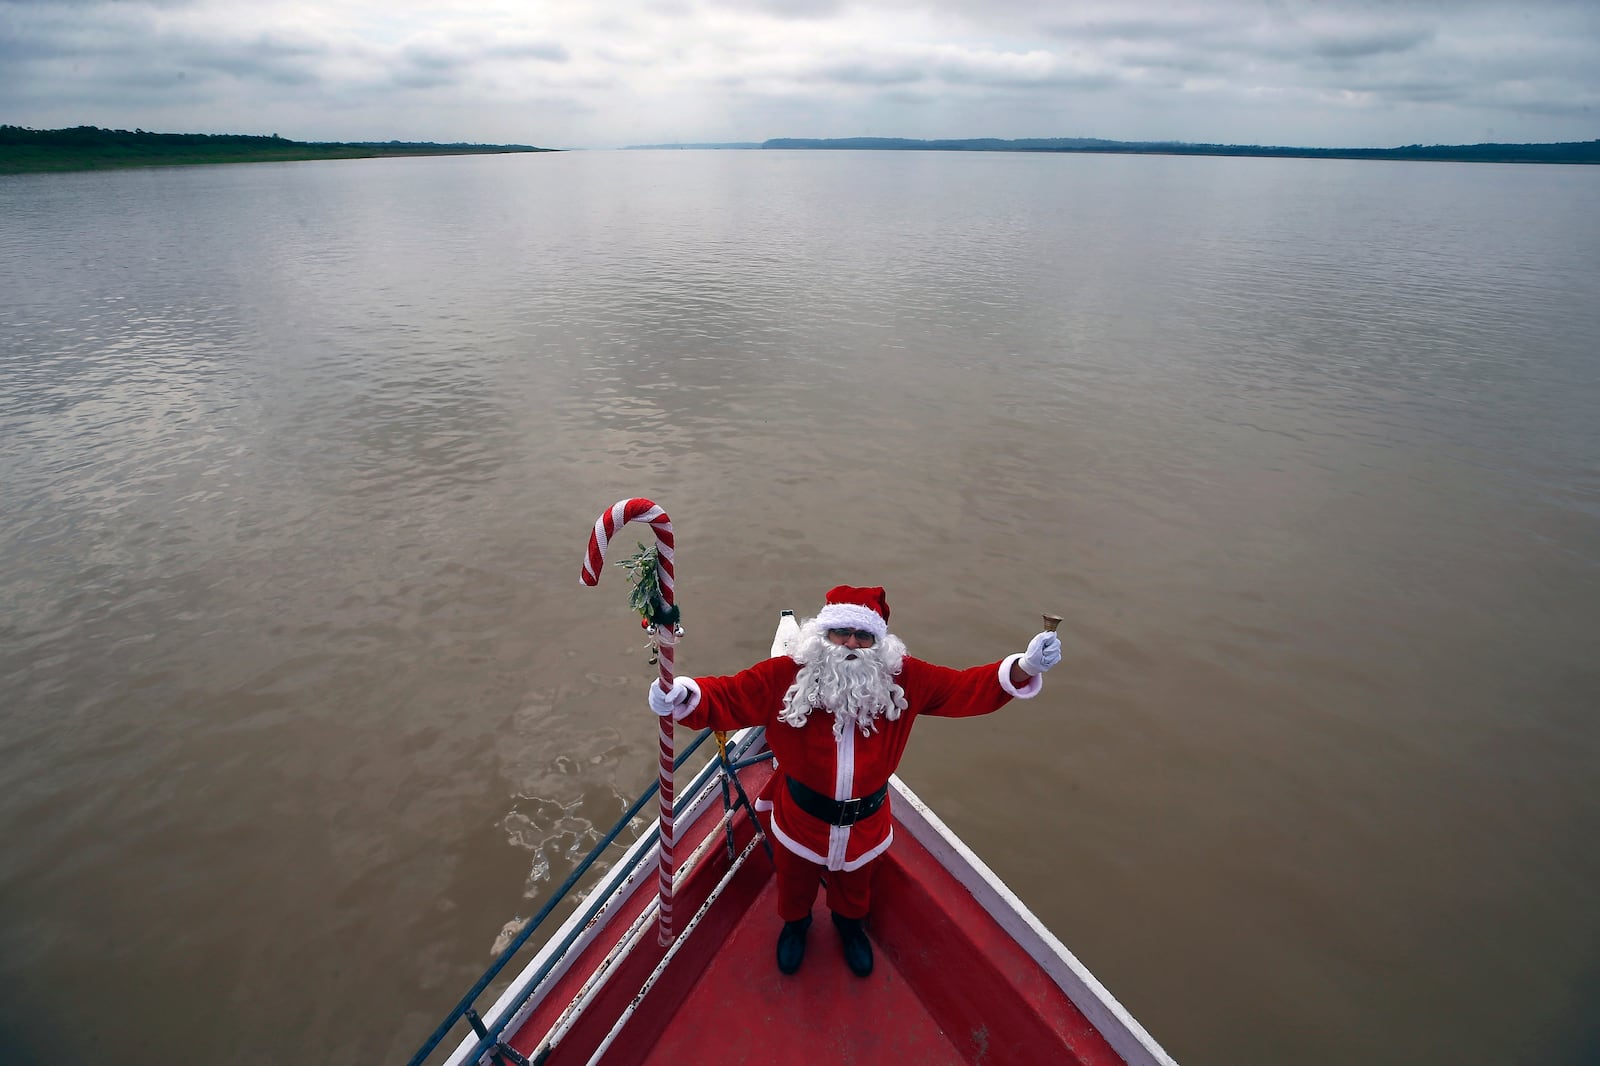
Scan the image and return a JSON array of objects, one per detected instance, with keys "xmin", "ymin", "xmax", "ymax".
[{"xmin": 772, "ymin": 840, "xmax": 878, "ymax": 922}]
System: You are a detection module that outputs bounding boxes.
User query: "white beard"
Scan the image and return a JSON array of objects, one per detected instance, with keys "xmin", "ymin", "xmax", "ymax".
[{"xmin": 779, "ymin": 622, "xmax": 909, "ymax": 739}]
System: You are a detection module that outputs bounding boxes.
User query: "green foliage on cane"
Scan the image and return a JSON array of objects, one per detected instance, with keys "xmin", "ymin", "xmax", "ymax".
[{"xmin": 621, "ymin": 543, "xmax": 663, "ymax": 620}]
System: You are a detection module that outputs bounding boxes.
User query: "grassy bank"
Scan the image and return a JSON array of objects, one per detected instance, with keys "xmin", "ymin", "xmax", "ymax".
[{"xmin": 0, "ymin": 126, "xmax": 554, "ymax": 174}]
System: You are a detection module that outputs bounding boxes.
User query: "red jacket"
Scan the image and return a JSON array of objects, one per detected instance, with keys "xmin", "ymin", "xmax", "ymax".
[{"xmin": 675, "ymin": 655, "xmax": 1036, "ymax": 870}]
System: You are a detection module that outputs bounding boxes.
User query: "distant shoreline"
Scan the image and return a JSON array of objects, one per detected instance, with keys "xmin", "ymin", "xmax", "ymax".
[
  {"xmin": 629, "ymin": 136, "xmax": 1600, "ymax": 165},
  {"xmin": 0, "ymin": 126, "xmax": 555, "ymax": 175},
  {"xmin": 7, "ymin": 126, "xmax": 1595, "ymax": 173}
]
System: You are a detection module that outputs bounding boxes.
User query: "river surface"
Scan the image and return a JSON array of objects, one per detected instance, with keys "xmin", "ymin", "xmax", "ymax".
[{"xmin": 2, "ymin": 149, "xmax": 1598, "ymax": 1065}]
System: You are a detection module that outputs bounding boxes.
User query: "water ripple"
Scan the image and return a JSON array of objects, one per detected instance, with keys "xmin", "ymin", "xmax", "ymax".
[{"xmin": 1, "ymin": 151, "xmax": 1597, "ymax": 1066}]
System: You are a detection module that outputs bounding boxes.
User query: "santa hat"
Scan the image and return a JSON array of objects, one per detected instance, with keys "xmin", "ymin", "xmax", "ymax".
[{"xmin": 812, "ymin": 585, "xmax": 890, "ymax": 640}]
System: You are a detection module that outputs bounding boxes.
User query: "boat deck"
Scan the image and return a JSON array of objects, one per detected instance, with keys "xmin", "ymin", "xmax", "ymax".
[
  {"xmin": 646, "ymin": 863, "xmax": 1122, "ymax": 1066},
  {"xmin": 496, "ymin": 751, "xmax": 1126, "ymax": 1066},
  {"xmin": 649, "ymin": 875, "xmax": 993, "ymax": 1065}
]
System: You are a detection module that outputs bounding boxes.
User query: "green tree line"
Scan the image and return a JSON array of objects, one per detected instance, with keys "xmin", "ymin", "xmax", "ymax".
[{"xmin": 0, "ymin": 125, "xmax": 551, "ymax": 174}]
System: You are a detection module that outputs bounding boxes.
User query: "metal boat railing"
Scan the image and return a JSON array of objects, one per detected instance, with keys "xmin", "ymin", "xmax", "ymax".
[{"xmin": 406, "ymin": 725, "xmax": 770, "ymax": 1066}]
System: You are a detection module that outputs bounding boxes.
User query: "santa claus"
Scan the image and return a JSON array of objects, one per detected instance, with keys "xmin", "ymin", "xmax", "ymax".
[{"xmin": 647, "ymin": 585, "xmax": 1062, "ymax": 977}]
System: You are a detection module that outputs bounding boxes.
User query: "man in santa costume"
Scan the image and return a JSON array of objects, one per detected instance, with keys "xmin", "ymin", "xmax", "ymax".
[{"xmin": 647, "ymin": 585, "xmax": 1061, "ymax": 977}]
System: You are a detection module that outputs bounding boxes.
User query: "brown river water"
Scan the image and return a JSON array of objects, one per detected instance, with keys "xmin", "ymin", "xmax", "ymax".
[{"xmin": 1, "ymin": 150, "xmax": 1597, "ymax": 1065}]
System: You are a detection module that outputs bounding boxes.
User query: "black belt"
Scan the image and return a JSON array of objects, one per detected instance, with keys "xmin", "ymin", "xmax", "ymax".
[{"xmin": 785, "ymin": 776, "xmax": 889, "ymax": 827}]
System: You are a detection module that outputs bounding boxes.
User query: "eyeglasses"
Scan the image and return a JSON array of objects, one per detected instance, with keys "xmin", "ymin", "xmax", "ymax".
[{"xmin": 826, "ymin": 628, "xmax": 877, "ymax": 646}]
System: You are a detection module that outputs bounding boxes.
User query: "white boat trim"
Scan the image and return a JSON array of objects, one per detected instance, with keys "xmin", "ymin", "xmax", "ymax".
[{"xmin": 889, "ymin": 774, "xmax": 1178, "ymax": 1066}]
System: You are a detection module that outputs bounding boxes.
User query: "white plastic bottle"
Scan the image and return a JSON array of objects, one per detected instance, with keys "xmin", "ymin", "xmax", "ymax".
[{"xmin": 770, "ymin": 610, "xmax": 800, "ymax": 659}]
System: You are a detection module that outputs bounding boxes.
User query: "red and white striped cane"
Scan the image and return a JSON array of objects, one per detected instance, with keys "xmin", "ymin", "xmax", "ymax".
[{"xmin": 581, "ymin": 498, "xmax": 679, "ymax": 945}]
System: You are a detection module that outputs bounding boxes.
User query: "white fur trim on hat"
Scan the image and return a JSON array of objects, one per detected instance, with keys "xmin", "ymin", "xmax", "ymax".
[{"xmin": 813, "ymin": 603, "xmax": 888, "ymax": 639}]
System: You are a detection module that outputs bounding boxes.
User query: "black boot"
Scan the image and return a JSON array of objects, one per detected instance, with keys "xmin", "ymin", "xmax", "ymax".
[
  {"xmin": 831, "ymin": 912, "xmax": 873, "ymax": 977},
  {"xmin": 776, "ymin": 916, "xmax": 812, "ymax": 974}
]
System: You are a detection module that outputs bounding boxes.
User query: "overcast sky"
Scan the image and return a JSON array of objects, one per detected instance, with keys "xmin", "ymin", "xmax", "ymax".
[{"xmin": 2, "ymin": 0, "xmax": 1596, "ymax": 149}]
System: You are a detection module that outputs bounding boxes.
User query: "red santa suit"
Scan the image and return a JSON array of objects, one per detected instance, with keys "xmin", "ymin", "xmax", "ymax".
[{"xmin": 669, "ymin": 653, "xmax": 1040, "ymax": 908}]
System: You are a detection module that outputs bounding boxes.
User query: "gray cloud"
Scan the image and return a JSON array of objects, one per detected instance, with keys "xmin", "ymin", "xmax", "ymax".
[
  {"xmin": 1046, "ymin": 13, "xmax": 1251, "ymax": 45},
  {"xmin": 179, "ymin": 35, "xmax": 328, "ymax": 87},
  {"xmin": 0, "ymin": 0, "xmax": 196, "ymax": 7},
  {"xmin": 935, "ymin": 63, "xmax": 1118, "ymax": 93},
  {"xmin": 713, "ymin": 0, "xmax": 846, "ymax": 18},
  {"xmin": 1303, "ymin": 27, "xmax": 1433, "ymax": 61},
  {"xmin": 402, "ymin": 37, "xmax": 570, "ymax": 73},
  {"xmin": 1, "ymin": 0, "xmax": 1596, "ymax": 148},
  {"xmin": 818, "ymin": 62, "xmax": 925, "ymax": 87},
  {"xmin": 486, "ymin": 41, "xmax": 571, "ymax": 63}
]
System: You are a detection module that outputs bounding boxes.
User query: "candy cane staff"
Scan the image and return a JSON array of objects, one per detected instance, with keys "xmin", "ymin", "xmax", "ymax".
[
  {"xmin": 647, "ymin": 584, "xmax": 1063, "ymax": 977},
  {"xmin": 581, "ymin": 497, "xmax": 682, "ymax": 945}
]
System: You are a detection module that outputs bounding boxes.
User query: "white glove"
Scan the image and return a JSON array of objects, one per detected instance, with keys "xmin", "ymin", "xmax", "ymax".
[
  {"xmin": 647, "ymin": 678, "xmax": 693, "ymax": 718},
  {"xmin": 1017, "ymin": 631, "xmax": 1062, "ymax": 676}
]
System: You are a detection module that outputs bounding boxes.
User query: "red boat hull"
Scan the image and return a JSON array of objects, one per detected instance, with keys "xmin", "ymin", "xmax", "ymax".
[{"xmin": 448, "ymin": 741, "xmax": 1169, "ymax": 1066}]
